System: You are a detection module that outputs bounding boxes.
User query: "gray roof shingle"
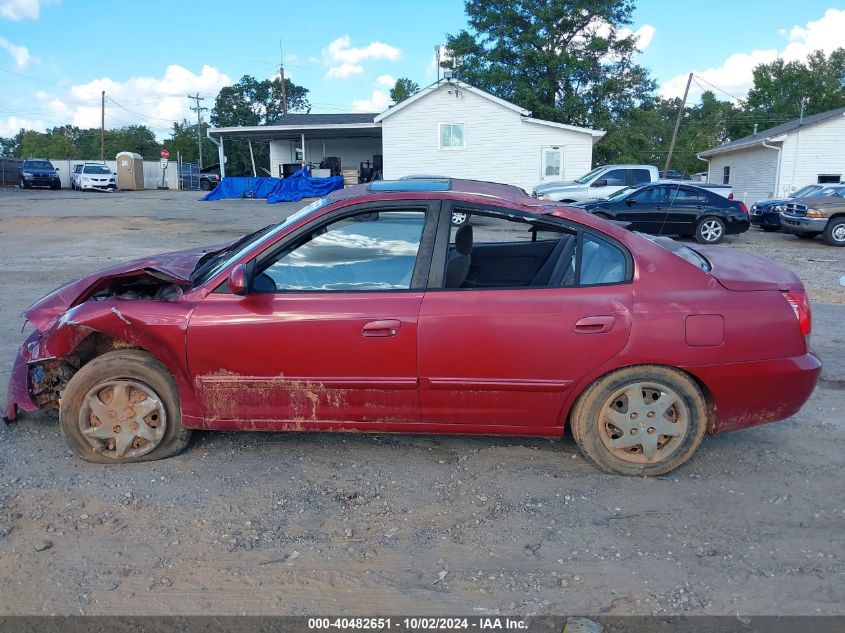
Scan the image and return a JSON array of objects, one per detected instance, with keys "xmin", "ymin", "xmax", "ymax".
[
  {"xmin": 700, "ymin": 106, "xmax": 845, "ymax": 156},
  {"xmin": 267, "ymin": 113, "xmax": 379, "ymax": 126}
]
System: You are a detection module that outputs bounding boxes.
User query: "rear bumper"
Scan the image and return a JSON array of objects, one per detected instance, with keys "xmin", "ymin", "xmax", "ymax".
[
  {"xmin": 780, "ymin": 214, "xmax": 827, "ymax": 234},
  {"xmin": 687, "ymin": 352, "xmax": 821, "ymax": 434},
  {"xmin": 725, "ymin": 216, "xmax": 750, "ymax": 235},
  {"xmin": 4, "ymin": 331, "xmax": 39, "ymax": 422}
]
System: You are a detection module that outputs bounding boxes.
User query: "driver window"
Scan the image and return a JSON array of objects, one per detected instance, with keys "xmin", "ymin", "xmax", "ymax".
[{"xmin": 256, "ymin": 210, "xmax": 427, "ymax": 292}]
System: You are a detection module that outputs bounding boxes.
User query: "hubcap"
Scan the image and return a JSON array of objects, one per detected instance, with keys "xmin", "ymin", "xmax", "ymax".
[
  {"xmin": 700, "ymin": 220, "xmax": 723, "ymax": 242},
  {"xmin": 452, "ymin": 212, "xmax": 467, "ymax": 225},
  {"xmin": 598, "ymin": 382, "xmax": 689, "ymax": 464},
  {"xmin": 832, "ymin": 223, "xmax": 845, "ymax": 242},
  {"xmin": 79, "ymin": 380, "xmax": 166, "ymax": 459}
]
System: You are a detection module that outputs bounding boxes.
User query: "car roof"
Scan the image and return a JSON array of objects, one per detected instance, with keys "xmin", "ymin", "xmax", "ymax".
[{"xmin": 328, "ymin": 178, "xmax": 539, "ymax": 206}]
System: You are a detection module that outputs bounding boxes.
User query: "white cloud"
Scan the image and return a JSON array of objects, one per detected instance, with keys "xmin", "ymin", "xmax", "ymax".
[
  {"xmin": 0, "ymin": 0, "xmax": 56, "ymax": 20},
  {"xmin": 326, "ymin": 63, "xmax": 363, "ymax": 79},
  {"xmin": 352, "ymin": 89, "xmax": 390, "ymax": 113},
  {"xmin": 323, "ymin": 35, "xmax": 400, "ymax": 79},
  {"xmin": 376, "ymin": 74, "xmax": 395, "ymax": 87},
  {"xmin": 0, "ymin": 114, "xmax": 45, "ymax": 135},
  {"xmin": 26, "ymin": 64, "xmax": 231, "ymax": 136},
  {"xmin": 661, "ymin": 8, "xmax": 845, "ymax": 101},
  {"xmin": 0, "ymin": 36, "xmax": 35, "ymax": 67},
  {"xmin": 630, "ymin": 24, "xmax": 655, "ymax": 51}
]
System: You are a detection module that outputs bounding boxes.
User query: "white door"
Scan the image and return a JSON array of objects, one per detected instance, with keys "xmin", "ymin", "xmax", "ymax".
[{"xmin": 541, "ymin": 147, "xmax": 564, "ymax": 182}]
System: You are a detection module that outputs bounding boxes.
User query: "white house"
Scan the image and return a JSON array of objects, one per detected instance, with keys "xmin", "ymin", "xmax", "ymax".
[
  {"xmin": 698, "ymin": 107, "xmax": 845, "ymax": 204},
  {"xmin": 207, "ymin": 79, "xmax": 604, "ymax": 192}
]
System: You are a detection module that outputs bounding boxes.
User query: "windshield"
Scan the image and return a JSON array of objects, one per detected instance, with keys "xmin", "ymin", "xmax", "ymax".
[
  {"xmin": 605, "ymin": 186, "xmax": 639, "ymax": 201},
  {"xmin": 24, "ymin": 161, "xmax": 53, "ymax": 170},
  {"xmin": 637, "ymin": 233, "xmax": 711, "ymax": 272},
  {"xmin": 791, "ymin": 185, "xmax": 821, "ymax": 198},
  {"xmin": 574, "ymin": 167, "xmax": 606, "ymax": 184},
  {"xmin": 83, "ymin": 165, "xmax": 111, "ymax": 174},
  {"xmin": 815, "ymin": 185, "xmax": 845, "ymax": 198},
  {"xmin": 191, "ymin": 195, "xmax": 332, "ymax": 285}
]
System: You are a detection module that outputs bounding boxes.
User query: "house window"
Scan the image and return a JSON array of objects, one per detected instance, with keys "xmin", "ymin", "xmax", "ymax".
[
  {"xmin": 439, "ymin": 123, "xmax": 465, "ymax": 150},
  {"xmin": 722, "ymin": 166, "xmax": 730, "ymax": 184},
  {"xmin": 818, "ymin": 174, "xmax": 841, "ymax": 184}
]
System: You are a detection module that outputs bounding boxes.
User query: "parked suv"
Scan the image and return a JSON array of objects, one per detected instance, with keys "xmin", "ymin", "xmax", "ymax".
[
  {"xmin": 19, "ymin": 159, "xmax": 61, "ymax": 190},
  {"xmin": 779, "ymin": 185, "xmax": 845, "ymax": 246},
  {"xmin": 72, "ymin": 162, "xmax": 116, "ymax": 191},
  {"xmin": 750, "ymin": 184, "xmax": 826, "ymax": 231}
]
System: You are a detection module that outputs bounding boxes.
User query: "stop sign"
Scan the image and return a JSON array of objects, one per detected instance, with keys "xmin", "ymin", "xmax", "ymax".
[{"xmin": 161, "ymin": 149, "xmax": 170, "ymax": 159}]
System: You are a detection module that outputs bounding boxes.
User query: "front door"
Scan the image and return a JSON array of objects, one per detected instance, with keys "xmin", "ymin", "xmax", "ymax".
[
  {"xmin": 186, "ymin": 204, "xmax": 438, "ymax": 429},
  {"xmin": 616, "ymin": 185, "xmax": 669, "ymax": 233},
  {"xmin": 417, "ymin": 205, "xmax": 633, "ymax": 433},
  {"xmin": 541, "ymin": 147, "xmax": 565, "ymax": 182}
]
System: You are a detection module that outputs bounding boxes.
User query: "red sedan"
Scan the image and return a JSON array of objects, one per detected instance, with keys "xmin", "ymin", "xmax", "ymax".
[{"xmin": 5, "ymin": 179, "xmax": 820, "ymax": 475}]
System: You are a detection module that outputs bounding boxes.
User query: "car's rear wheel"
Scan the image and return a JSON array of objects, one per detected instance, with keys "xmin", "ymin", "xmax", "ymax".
[
  {"xmin": 569, "ymin": 366, "xmax": 708, "ymax": 476},
  {"xmin": 822, "ymin": 218, "xmax": 845, "ymax": 247},
  {"xmin": 695, "ymin": 216, "xmax": 725, "ymax": 244},
  {"xmin": 59, "ymin": 350, "xmax": 191, "ymax": 464},
  {"xmin": 200, "ymin": 179, "xmax": 211, "ymax": 191}
]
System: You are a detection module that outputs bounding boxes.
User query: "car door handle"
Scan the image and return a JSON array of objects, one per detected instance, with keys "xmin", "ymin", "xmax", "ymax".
[
  {"xmin": 362, "ymin": 320, "xmax": 401, "ymax": 337},
  {"xmin": 574, "ymin": 316, "xmax": 616, "ymax": 334}
]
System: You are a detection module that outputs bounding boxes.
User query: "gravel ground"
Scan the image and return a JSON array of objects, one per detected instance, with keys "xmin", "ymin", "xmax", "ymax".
[{"xmin": 0, "ymin": 188, "xmax": 843, "ymax": 616}]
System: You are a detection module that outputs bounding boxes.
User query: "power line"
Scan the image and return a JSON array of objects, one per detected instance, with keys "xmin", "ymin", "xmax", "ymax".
[{"xmin": 692, "ymin": 75, "xmax": 745, "ymax": 102}]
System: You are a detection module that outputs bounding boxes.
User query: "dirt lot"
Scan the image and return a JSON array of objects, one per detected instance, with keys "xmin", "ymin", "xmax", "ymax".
[{"xmin": 0, "ymin": 188, "xmax": 843, "ymax": 617}]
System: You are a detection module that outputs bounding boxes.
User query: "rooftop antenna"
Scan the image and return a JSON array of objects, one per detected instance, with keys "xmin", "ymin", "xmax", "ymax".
[
  {"xmin": 279, "ymin": 39, "xmax": 288, "ymax": 116},
  {"xmin": 434, "ymin": 45, "xmax": 441, "ymax": 82}
]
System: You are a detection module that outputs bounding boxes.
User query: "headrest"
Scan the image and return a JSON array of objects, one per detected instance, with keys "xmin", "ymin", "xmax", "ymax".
[{"xmin": 454, "ymin": 224, "xmax": 473, "ymax": 255}]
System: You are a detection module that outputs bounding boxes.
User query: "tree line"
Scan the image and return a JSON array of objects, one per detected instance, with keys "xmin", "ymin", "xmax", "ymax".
[{"xmin": 3, "ymin": 0, "xmax": 845, "ymax": 177}]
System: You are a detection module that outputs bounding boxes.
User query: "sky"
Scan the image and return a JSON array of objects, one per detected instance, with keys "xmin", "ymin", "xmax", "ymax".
[{"xmin": 1, "ymin": 0, "xmax": 844, "ymax": 139}]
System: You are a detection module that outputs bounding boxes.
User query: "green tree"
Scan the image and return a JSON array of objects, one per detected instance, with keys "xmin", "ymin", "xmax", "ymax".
[
  {"xmin": 164, "ymin": 119, "xmax": 216, "ymax": 166},
  {"xmin": 211, "ymin": 74, "xmax": 311, "ymax": 175},
  {"xmin": 444, "ymin": 0, "xmax": 656, "ymax": 130},
  {"xmin": 738, "ymin": 48, "xmax": 845, "ymax": 138},
  {"xmin": 390, "ymin": 77, "xmax": 420, "ymax": 104}
]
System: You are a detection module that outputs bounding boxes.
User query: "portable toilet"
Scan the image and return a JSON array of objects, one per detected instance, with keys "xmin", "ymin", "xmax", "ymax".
[{"xmin": 115, "ymin": 152, "xmax": 144, "ymax": 190}]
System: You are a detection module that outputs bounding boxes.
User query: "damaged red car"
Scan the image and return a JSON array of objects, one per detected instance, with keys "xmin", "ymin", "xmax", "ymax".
[{"xmin": 5, "ymin": 179, "xmax": 821, "ymax": 475}]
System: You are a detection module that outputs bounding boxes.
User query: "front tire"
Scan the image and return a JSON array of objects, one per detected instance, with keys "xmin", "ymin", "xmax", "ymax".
[
  {"xmin": 822, "ymin": 218, "xmax": 845, "ymax": 247},
  {"xmin": 570, "ymin": 366, "xmax": 708, "ymax": 476},
  {"xmin": 695, "ymin": 216, "xmax": 725, "ymax": 244},
  {"xmin": 59, "ymin": 350, "xmax": 191, "ymax": 464},
  {"xmin": 19, "ymin": 178, "xmax": 28, "ymax": 189},
  {"xmin": 200, "ymin": 179, "xmax": 211, "ymax": 191}
]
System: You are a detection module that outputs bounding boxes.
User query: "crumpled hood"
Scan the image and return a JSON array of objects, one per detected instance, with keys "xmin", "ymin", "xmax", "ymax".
[{"xmin": 23, "ymin": 245, "xmax": 216, "ymax": 331}]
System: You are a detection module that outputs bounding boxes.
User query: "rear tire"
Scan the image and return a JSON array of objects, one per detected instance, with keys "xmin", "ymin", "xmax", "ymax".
[
  {"xmin": 695, "ymin": 216, "xmax": 725, "ymax": 244},
  {"xmin": 59, "ymin": 350, "xmax": 191, "ymax": 464},
  {"xmin": 200, "ymin": 179, "xmax": 211, "ymax": 191},
  {"xmin": 822, "ymin": 218, "xmax": 845, "ymax": 247},
  {"xmin": 569, "ymin": 365, "xmax": 708, "ymax": 476}
]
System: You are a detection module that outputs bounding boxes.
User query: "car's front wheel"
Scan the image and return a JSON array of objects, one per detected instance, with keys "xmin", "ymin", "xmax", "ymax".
[
  {"xmin": 59, "ymin": 350, "xmax": 191, "ymax": 464},
  {"xmin": 19, "ymin": 178, "xmax": 28, "ymax": 189},
  {"xmin": 823, "ymin": 218, "xmax": 845, "ymax": 247},
  {"xmin": 569, "ymin": 366, "xmax": 708, "ymax": 476},
  {"xmin": 695, "ymin": 216, "xmax": 725, "ymax": 244},
  {"xmin": 200, "ymin": 179, "xmax": 211, "ymax": 191}
]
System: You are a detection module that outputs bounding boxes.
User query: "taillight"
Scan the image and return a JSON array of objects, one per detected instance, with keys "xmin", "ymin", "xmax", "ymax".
[
  {"xmin": 728, "ymin": 193, "xmax": 734, "ymax": 199},
  {"xmin": 782, "ymin": 289, "xmax": 812, "ymax": 337},
  {"xmin": 738, "ymin": 202, "xmax": 748, "ymax": 214}
]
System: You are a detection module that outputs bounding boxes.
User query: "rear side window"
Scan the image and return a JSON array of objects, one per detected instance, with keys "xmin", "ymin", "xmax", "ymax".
[
  {"xmin": 631, "ymin": 169, "xmax": 651, "ymax": 184},
  {"xmin": 579, "ymin": 234, "xmax": 627, "ymax": 285},
  {"xmin": 670, "ymin": 188, "xmax": 709, "ymax": 205}
]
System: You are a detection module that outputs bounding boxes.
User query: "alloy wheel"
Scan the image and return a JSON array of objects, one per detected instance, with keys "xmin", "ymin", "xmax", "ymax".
[{"xmin": 700, "ymin": 220, "xmax": 723, "ymax": 242}]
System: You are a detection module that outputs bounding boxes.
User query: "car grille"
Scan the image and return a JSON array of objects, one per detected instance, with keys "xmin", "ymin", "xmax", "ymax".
[{"xmin": 784, "ymin": 202, "xmax": 807, "ymax": 216}]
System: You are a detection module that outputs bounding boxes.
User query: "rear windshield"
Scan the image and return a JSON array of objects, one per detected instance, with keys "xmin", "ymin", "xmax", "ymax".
[
  {"xmin": 83, "ymin": 165, "xmax": 111, "ymax": 174},
  {"xmin": 23, "ymin": 161, "xmax": 53, "ymax": 170},
  {"xmin": 637, "ymin": 233, "xmax": 711, "ymax": 272}
]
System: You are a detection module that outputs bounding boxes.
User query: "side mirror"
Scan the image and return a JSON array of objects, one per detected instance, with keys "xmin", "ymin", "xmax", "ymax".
[
  {"xmin": 227, "ymin": 264, "xmax": 248, "ymax": 295},
  {"xmin": 592, "ymin": 179, "xmax": 608, "ymax": 187}
]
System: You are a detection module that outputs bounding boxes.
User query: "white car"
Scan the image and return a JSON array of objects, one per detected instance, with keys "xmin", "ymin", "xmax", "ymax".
[{"xmin": 72, "ymin": 162, "xmax": 116, "ymax": 191}]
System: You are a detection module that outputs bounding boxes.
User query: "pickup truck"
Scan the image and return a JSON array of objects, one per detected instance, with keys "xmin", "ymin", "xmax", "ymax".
[{"xmin": 533, "ymin": 165, "xmax": 661, "ymax": 202}]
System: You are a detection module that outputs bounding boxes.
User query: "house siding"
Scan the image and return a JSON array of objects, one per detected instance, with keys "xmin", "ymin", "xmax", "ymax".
[
  {"xmin": 706, "ymin": 145, "xmax": 779, "ymax": 205},
  {"xmin": 382, "ymin": 84, "xmax": 595, "ymax": 192},
  {"xmin": 778, "ymin": 114, "xmax": 845, "ymax": 195}
]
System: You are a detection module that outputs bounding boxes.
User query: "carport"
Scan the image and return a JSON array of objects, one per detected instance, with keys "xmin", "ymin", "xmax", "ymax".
[{"xmin": 207, "ymin": 113, "xmax": 382, "ymax": 179}]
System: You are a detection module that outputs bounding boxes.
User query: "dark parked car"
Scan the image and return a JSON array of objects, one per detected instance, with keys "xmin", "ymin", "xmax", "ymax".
[
  {"xmin": 750, "ymin": 184, "xmax": 828, "ymax": 231},
  {"xmin": 579, "ymin": 183, "xmax": 749, "ymax": 244},
  {"xmin": 19, "ymin": 159, "xmax": 61, "ymax": 190},
  {"xmin": 179, "ymin": 164, "xmax": 220, "ymax": 191},
  {"xmin": 7, "ymin": 179, "xmax": 819, "ymax": 476}
]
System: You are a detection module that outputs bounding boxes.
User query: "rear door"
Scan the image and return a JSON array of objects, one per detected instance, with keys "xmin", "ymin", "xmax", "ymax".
[
  {"xmin": 417, "ymin": 204, "xmax": 633, "ymax": 432},
  {"xmin": 665, "ymin": 186, "xmax": 711, "ymax": 234}
]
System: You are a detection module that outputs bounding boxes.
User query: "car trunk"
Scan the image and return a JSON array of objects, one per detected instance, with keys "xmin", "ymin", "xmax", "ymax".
[{"xmin": 692, "ymin": 245, "xmax": 803, "ymax": 292}]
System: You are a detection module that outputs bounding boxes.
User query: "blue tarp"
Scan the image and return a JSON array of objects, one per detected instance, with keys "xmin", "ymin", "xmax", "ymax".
[{"xmin": 200, "ymin": 169, "xmax": 344, "ymax": 203}]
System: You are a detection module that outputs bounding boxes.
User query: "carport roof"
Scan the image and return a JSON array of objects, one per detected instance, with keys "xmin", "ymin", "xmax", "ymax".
[{"xmin": 209, "ymin": 112, "xmax": 381, "ymax": 140}]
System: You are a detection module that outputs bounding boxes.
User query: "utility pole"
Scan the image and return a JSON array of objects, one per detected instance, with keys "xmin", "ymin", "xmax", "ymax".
[
  {"xmin": 279, "ymin": 39, "xmax": 288, "ymax": 116},
  {"xmin": 100, "ymin": 90, "xmax": 105, "ymax": 161},
  {"xmin": 187, "ymin": 93, "xmax": 207, "ymax": 168},
  {"xmin": 664, "ymin": 72, "xmax": 693, "ymax": 178}
]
